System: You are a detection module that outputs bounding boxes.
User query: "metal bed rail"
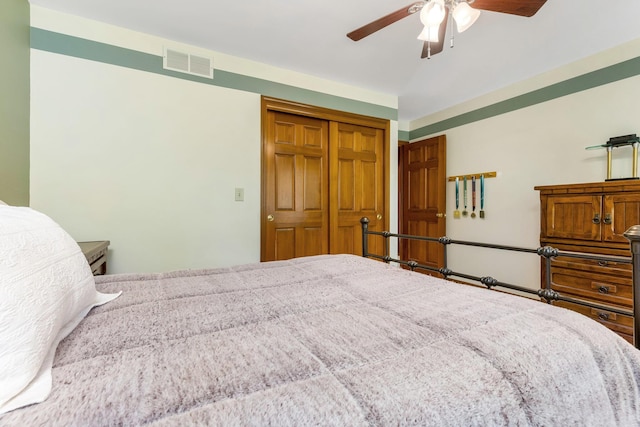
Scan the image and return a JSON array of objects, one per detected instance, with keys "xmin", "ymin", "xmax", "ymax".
[{"xmin": 360, "ymin": 217, "xmax": 640, "ymax": 349}]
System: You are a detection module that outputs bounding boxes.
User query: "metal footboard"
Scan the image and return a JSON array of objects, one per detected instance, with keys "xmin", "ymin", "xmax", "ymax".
[{"xmin": 360, "ymin": 217, "xmax": 640, "ymax": 350}]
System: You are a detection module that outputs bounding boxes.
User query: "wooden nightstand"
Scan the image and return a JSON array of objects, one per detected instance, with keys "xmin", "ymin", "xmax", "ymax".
[{"xmin": 78, "ymin": 241, "xmax": 110, "ymax": 275}]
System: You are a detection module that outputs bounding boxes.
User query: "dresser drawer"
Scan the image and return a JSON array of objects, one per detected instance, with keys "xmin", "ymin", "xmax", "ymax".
[
  {"xmin": 550, "ymin": 256, "xmax": 631, "ymax": 277},
  {"xmin": 554, "ymin": 300, "xmax": 633, "ymax": 344},
  {"xmin": 550, "ymin": 267, "xmax": 632, "ymax": 308}
]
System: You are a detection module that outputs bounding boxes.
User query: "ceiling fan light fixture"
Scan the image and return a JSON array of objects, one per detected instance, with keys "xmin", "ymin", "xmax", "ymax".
[
  {"xmin": 420, "ymin": 0, "xmax": 446, "ymax": 27},
  {"xmin": 451, "ymin": 1, "xmax": 480, "ymax": 33},
  {"xmin": 345, "ymin": 0, "xmax": 548, "ymax": 59},
  {"xmin": 417, "ymin": 25, "xmax": 439, "ymax": 43}
]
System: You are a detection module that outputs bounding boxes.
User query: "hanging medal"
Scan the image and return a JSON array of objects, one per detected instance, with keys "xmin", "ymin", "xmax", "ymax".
[
  {"xmin": 479, "ymin": 174, "xmax": 485, "ymax": 218},
  {"xmin": 462, "ymin": 176, "xmax": 468, "ymax": 217},
  {"xmin": 471, "ymin": 176, "xmax": 477, "ymax": 218},
  {"xmin": 454, "ymin": 177, "xmax": 461, "ymax": 218}
]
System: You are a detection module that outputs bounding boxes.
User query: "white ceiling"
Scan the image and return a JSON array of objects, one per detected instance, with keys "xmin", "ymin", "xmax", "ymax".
[{"xmin": 28, "ymin": 0, "xmax": 640, "ymax": 123}]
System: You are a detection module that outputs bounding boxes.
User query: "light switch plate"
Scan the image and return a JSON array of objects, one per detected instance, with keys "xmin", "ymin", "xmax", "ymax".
[{"xmin": 235, "ymin": 187, "xmax": 244, "ymax": 202}]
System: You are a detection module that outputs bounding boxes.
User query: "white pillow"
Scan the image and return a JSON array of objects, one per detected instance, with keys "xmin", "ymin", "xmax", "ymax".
[{"xmin": 0, "ymin": 205, "xmax": 120, "ymax": 414}]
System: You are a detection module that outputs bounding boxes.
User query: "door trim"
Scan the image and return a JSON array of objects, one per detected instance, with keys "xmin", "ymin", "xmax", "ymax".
[
  {"xmin": 397, "ymin": 139, "xmax": 409, "ymax": 254},
  {"xmin": 261, "ymin": 96, "xmax": 391, "ymax": 260}
]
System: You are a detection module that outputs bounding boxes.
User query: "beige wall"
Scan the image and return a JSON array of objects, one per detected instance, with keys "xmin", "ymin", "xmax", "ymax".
[
  {"xmin": 29, "ymin": 8, "xmax": 399, "ymax": 274},
  {"xmin": 31, "ymin": 50, "xmax": 263, "ymax": 273},
  {"xmin": 29, "ymin": 6, "xmax": 640, "ymax": 282},
  {"xmin": 0, "ymin": 0, "xmax": 30, "ymax": 205},
  {"xmin": 410, "ymin": 39, "xmax": 640, "ymax": 290}
]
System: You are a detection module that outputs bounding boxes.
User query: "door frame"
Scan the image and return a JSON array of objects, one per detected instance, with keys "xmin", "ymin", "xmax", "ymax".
[
  {"xmin": 397, "ymin": 139, "xmax": 410, "ymax": 248},
  {"xmin": 260, "ymin": 96, "xmax": 391, "ymax": 261}
]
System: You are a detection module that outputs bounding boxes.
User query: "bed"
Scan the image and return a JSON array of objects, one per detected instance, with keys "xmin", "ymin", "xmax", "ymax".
[{"xmin": 2, "ymin": 205, "xmax": 640, "ymax": 426}]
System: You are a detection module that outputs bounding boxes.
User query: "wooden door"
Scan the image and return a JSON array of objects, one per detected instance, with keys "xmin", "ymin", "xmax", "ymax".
[
  {"xmin": 330, "ymin": 122, "xmax": 385, "ymax": 256},
  {"xmin": 262, "ymin": 111, "xmax": 329, "ymax": 261},
  {"xmin": 261, "ymin": 96, "xmax": 389, "ymax": 262},
  {"xmin": 603, "ymin": 193, "xmax": 640, "ymax": 244},
  {"xmin": 545, "ymin": 195, "xmax": 601, "ymax": 241},
  {"xmin": 400, "ymin": 135, "xmax": 447, "ymax": 271}
]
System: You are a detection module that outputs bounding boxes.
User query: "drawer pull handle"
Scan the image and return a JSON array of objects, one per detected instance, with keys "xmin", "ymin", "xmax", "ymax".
[
  {"xmin": 598, "ymin": 286, "xmax": 610, "ymax": 294},
  {"xmin": 597, "ymin": 312, "xmax": 610, "ymax": 321},
  {"xmin": 597, "ymin": 260, "xmax": 609, "ymax": 267},
  {"xmin": 603, "ymin": 213, "xmax": 612, "ymax": 225},
  {"xmin": 592, "ymin": 213, "xmax": 601, "ymax": 224}
]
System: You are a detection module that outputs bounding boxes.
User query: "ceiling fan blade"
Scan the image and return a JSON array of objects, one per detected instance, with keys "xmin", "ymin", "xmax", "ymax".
[
  {"xmin": 347, "ymin": 2, "xmax": 423, "ymax": 41},
  {"xmin": 470, "ymin": 0, "xmax": 548, "ymax": 17},
  {"xmin": 421, "ymin": 8, "xmax": 448, "ymax": 59}
]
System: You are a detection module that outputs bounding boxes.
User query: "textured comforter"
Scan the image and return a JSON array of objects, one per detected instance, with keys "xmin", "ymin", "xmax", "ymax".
[{"xmin": 3, "ymin": 254, "xmax": 640, "ymax": 426}]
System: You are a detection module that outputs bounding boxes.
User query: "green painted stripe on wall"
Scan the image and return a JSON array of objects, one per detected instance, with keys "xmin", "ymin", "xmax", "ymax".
[
  {"xmin": 410, "ymin": 56, "xmax": 640, "ymax": 140},
  {"xmin": 398, "ymin": 130, "xmax": 410, "ymax": 141},
  {"xmin": 30, "ymin": 27, "xmax": 398, "ymax": 122}
]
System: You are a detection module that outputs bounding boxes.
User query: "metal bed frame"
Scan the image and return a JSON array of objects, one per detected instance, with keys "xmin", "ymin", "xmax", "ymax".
[{"xmin": 360, "ymin": 217, "xmax": 640, "ymax": 350}]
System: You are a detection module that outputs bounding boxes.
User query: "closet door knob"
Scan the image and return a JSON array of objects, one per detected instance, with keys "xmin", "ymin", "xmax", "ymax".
[
  {"xmin": 592, "ymin": 213, "xmax": 601, "ymax": 224},
  {"xmin": 267, "ymin": 214, "xmax": 274, "ymax": 222},
  {"xmin": 376, "ymin": 214, "xmax": 383, "ymax": 220}
]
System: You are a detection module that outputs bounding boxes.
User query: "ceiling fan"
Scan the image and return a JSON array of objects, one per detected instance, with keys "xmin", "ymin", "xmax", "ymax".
[{"xmin": 347, "ymin": 0, "xmax": 548, "ymax": 59}]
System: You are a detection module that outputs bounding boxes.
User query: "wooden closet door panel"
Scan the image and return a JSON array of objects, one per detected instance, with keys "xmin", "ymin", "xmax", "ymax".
[
  {"xmin": 330, "ymin": 122, "xmax": 385, "ymax": 256},
  {"xmin": 275, "ymin": 228, "xmax": 296, "ymax": 260},
  {"xmin": 274, "ymin": 154, "xmax": 295, "ymax": 210},
  {"xmin": 263, "ymin": 111, "xmax": 329, "ymax": 261}
]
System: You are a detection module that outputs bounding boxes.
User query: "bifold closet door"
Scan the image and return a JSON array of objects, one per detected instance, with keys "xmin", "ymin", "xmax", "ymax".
[
  {"xmin": 330, "ymin": 122, "xmax": 385, "ymax": 256},
  {"xmin": 263, "ymin": 111, "xmax": 329, "ymax": 261}
]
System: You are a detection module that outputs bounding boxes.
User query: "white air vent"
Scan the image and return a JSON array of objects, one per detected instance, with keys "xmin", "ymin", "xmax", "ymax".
[{"xmin": 163, "ymin": 47, "xmax": 214, "ymax": 79}]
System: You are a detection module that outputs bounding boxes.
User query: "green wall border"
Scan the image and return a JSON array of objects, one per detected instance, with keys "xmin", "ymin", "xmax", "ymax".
[
  {"xmin": 398, "ymin": 130, "xmax": 410, "ymax": 141},
  {"xmin": 410, "ymin": 55, "xmax": 640, "ymax": 140},
  {"xmin": 30, "ymin": 27, "xmax": 398, "ymax": 122},
  {"xmin": 31, "ymin": 28, "xmax": 640, "ymax": 143}
]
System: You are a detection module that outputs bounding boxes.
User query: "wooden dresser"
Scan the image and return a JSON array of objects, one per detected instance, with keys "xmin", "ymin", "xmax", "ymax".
[{"xmin": 535, "ymin": 181, "xmax": 640, "ymax": 343}]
